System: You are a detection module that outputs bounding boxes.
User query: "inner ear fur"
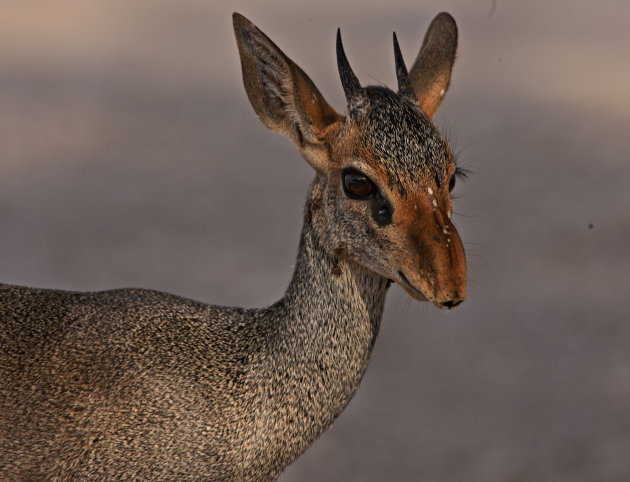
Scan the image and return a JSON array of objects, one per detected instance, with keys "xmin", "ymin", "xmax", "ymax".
[
  {"xmin": 233, "ymin": 13, "xmax": 341, "ymax": 151},
  {"xmin": 408, "ymin": 12, "xmax": 458, "ymax": 119}
]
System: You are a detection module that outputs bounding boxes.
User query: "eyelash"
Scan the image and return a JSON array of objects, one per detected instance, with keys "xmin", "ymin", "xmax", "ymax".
[{"xmin": 454, "ymin": 166, "xmax": 469, "ymax": 180}]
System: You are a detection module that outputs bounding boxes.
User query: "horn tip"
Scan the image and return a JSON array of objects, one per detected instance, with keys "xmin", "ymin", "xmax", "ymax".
[
  {"xmin": 393, "ymin": 31, "xmax": 402, "ymax": 55},
  {"xmin": 335, "ymin": 26, "xmax": 362, "ymax": 105}
]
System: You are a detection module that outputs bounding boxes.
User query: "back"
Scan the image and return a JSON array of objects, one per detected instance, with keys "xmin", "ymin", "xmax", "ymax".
[{"xmin": 0, "ymin": 284, "xmax": 253, "ymax": 479}]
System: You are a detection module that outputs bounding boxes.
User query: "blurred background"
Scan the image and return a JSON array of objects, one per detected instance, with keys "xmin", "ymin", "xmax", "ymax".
[{"xmin": 1, "ymin": 0, "xmax": 629, "ymax": 480}]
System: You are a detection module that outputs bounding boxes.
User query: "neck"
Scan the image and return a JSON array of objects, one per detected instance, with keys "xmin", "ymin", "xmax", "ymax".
[
  {"xmin": 282, "ymin": 219, "xmax": 388, "ymax": 360},
  {"xmin": 243, "ymin": 182, "xmax": 390, "ymax": 477}
]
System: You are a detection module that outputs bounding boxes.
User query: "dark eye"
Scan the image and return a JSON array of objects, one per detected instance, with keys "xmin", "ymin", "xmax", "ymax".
[
  {"xmin": 448, "ymin": 175, "xmax": 456, "ymax": 192},
  {"xmin": 373, "ymin": 203, "xmax": 392, "ymax": 226},
  {"xmin": 342, "ymin": 169, "xmax": 376, "ymax": 199}
]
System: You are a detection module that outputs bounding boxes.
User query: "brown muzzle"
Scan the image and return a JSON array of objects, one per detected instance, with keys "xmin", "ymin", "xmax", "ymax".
[{"xmin": 397, "ymin": 193, "xmax": 466, "ymax": 309}]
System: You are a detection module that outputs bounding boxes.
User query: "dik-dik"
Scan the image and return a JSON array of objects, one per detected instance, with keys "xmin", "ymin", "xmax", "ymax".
[{"xmin": 0, "ymin": 12, "xmax": 467, "ymax": 480}]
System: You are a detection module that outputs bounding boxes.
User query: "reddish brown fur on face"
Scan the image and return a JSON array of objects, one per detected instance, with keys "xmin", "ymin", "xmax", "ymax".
[
  {"xmin": 393, "ymin": 187, "xmax": 466, "ymax": 308},
  {"xmin": 326, "ymin": 121, "xmax": 361, "ymax": 162}
]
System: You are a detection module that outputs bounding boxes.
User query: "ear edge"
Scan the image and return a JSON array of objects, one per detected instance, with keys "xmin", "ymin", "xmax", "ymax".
[
  {"xmin": 233, "ymin": 13, "xmax": 291, "ymax": 133},
  {"xmin": 233, "ymin": 13, "xmax": 342, "ymax": 147},
  {"xmin": 408, "ymin": 12, "xmax": 458, "ymax": 118}
]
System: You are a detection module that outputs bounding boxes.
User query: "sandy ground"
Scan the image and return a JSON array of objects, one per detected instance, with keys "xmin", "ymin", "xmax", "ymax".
[{"xmin": 1, "ymin": 1, "xmax": 629, "ymax": 480}]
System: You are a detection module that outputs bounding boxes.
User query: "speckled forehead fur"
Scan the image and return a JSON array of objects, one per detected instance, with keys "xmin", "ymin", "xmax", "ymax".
[{"xmin": 349, "ymin": 86, "xmax": 449, "ymax": 196}]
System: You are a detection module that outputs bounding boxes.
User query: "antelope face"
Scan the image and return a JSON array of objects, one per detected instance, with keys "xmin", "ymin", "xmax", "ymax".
[{"xmin": 320, "ymin": 87, "xmax": 466, "ymax": 310}]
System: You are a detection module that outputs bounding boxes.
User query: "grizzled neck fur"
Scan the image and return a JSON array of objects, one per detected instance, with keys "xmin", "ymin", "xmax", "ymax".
[
  {"xmin": 242, "ymin": 180, "xmax": 390, "ymax": 478},
  {"xmin": 351, "ymin": 86, "xmax": 449, "ymax": 195}
]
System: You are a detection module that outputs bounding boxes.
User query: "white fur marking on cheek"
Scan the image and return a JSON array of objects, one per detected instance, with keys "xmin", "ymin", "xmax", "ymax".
[
  {"xmin": 440, "ymin": 88, "xmax": 445, "ymax": 97},
  {"xmin": 427, "ymin": 187, "xmax": 433, "ymax": 196},
  {"xmin": 432, "ymin": 199, "xmax": 438, "ymax": 208}
]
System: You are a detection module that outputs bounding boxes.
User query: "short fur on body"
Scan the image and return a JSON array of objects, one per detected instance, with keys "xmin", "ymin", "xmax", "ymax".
[{"xmin": 0, "ymin": 12, "xmax": 466, "ymax": 480}]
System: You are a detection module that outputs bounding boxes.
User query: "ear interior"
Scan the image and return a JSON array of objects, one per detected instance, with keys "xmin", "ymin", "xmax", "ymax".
[
  {"xmin": 408, "ymin": 12, "xmax": 458, "ymax": 118},
  {"xmin": 233, "ymin": 13, "xmax": 341, "ymax": 150}
]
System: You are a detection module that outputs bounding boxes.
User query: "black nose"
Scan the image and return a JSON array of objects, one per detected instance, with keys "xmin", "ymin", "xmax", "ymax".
[{"xmin": 441, "ymin": 299, "xmax": 463, "ymax": 310}]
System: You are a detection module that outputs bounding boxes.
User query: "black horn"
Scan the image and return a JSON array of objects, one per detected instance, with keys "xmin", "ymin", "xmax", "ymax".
[
  {"xmin": 336, "ymin": 29, "xmax": 362, "ymax": 106},
  {"xmin": 393, "ymin": 32, "xmax": 415, "ymax": 99}
]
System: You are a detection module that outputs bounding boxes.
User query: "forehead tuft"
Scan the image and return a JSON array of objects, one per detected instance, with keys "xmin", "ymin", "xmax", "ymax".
[{"xmin": 351, "ymin": 86, "xmax": 448, "ymax": 194}]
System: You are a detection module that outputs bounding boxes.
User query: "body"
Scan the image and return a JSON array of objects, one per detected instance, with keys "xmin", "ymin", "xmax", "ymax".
[
  {"xmin": 1, "ymin": 208, "xmax": 388, "ymax": 480},
  {"xmin": 0, "ymin": 12, "xmax": 467, "ymax": 480}
]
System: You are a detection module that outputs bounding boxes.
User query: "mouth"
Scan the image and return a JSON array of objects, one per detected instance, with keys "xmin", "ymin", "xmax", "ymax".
[
  {"xmin": 397, "ymin": 270, "xmax": 463, "ymax": 310},
  {"xmin": 397, "ymin": 271, "xmax": 428, "ymax": 302}
]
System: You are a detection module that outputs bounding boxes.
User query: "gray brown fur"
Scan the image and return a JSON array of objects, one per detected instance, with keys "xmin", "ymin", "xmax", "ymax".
[
  {"xmin": 352, "ymin": 86, "xmax": 448, "ymax": 194},
  {"xmin": 0, "ymin": 12, "xmax": 465, "ymax": 480}
]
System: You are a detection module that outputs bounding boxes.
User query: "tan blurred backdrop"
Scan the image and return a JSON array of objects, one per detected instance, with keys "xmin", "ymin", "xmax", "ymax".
[{"xmin": 1, "ymin": 1, "xmax": 629, "ymax": 480}]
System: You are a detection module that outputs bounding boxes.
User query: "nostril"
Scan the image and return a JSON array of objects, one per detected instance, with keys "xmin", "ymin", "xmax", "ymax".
[{"xmin": 441, "ymin": 299, "xmax": 463, "ymax": 309}]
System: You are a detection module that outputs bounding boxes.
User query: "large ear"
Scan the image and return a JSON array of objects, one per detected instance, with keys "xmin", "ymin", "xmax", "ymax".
[
  {"xmin": 233, "ymin": 13, "xmax": 341, "ymax": 153},
  {"xmin": 408, "ymin": 12, "xmax": 458, "ymax": 119}
]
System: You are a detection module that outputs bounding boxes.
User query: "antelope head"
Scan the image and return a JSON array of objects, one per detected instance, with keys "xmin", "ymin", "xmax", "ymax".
[{"xmin": 234, "ymin": 12, "xmax": 466, "ymax": 309}]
